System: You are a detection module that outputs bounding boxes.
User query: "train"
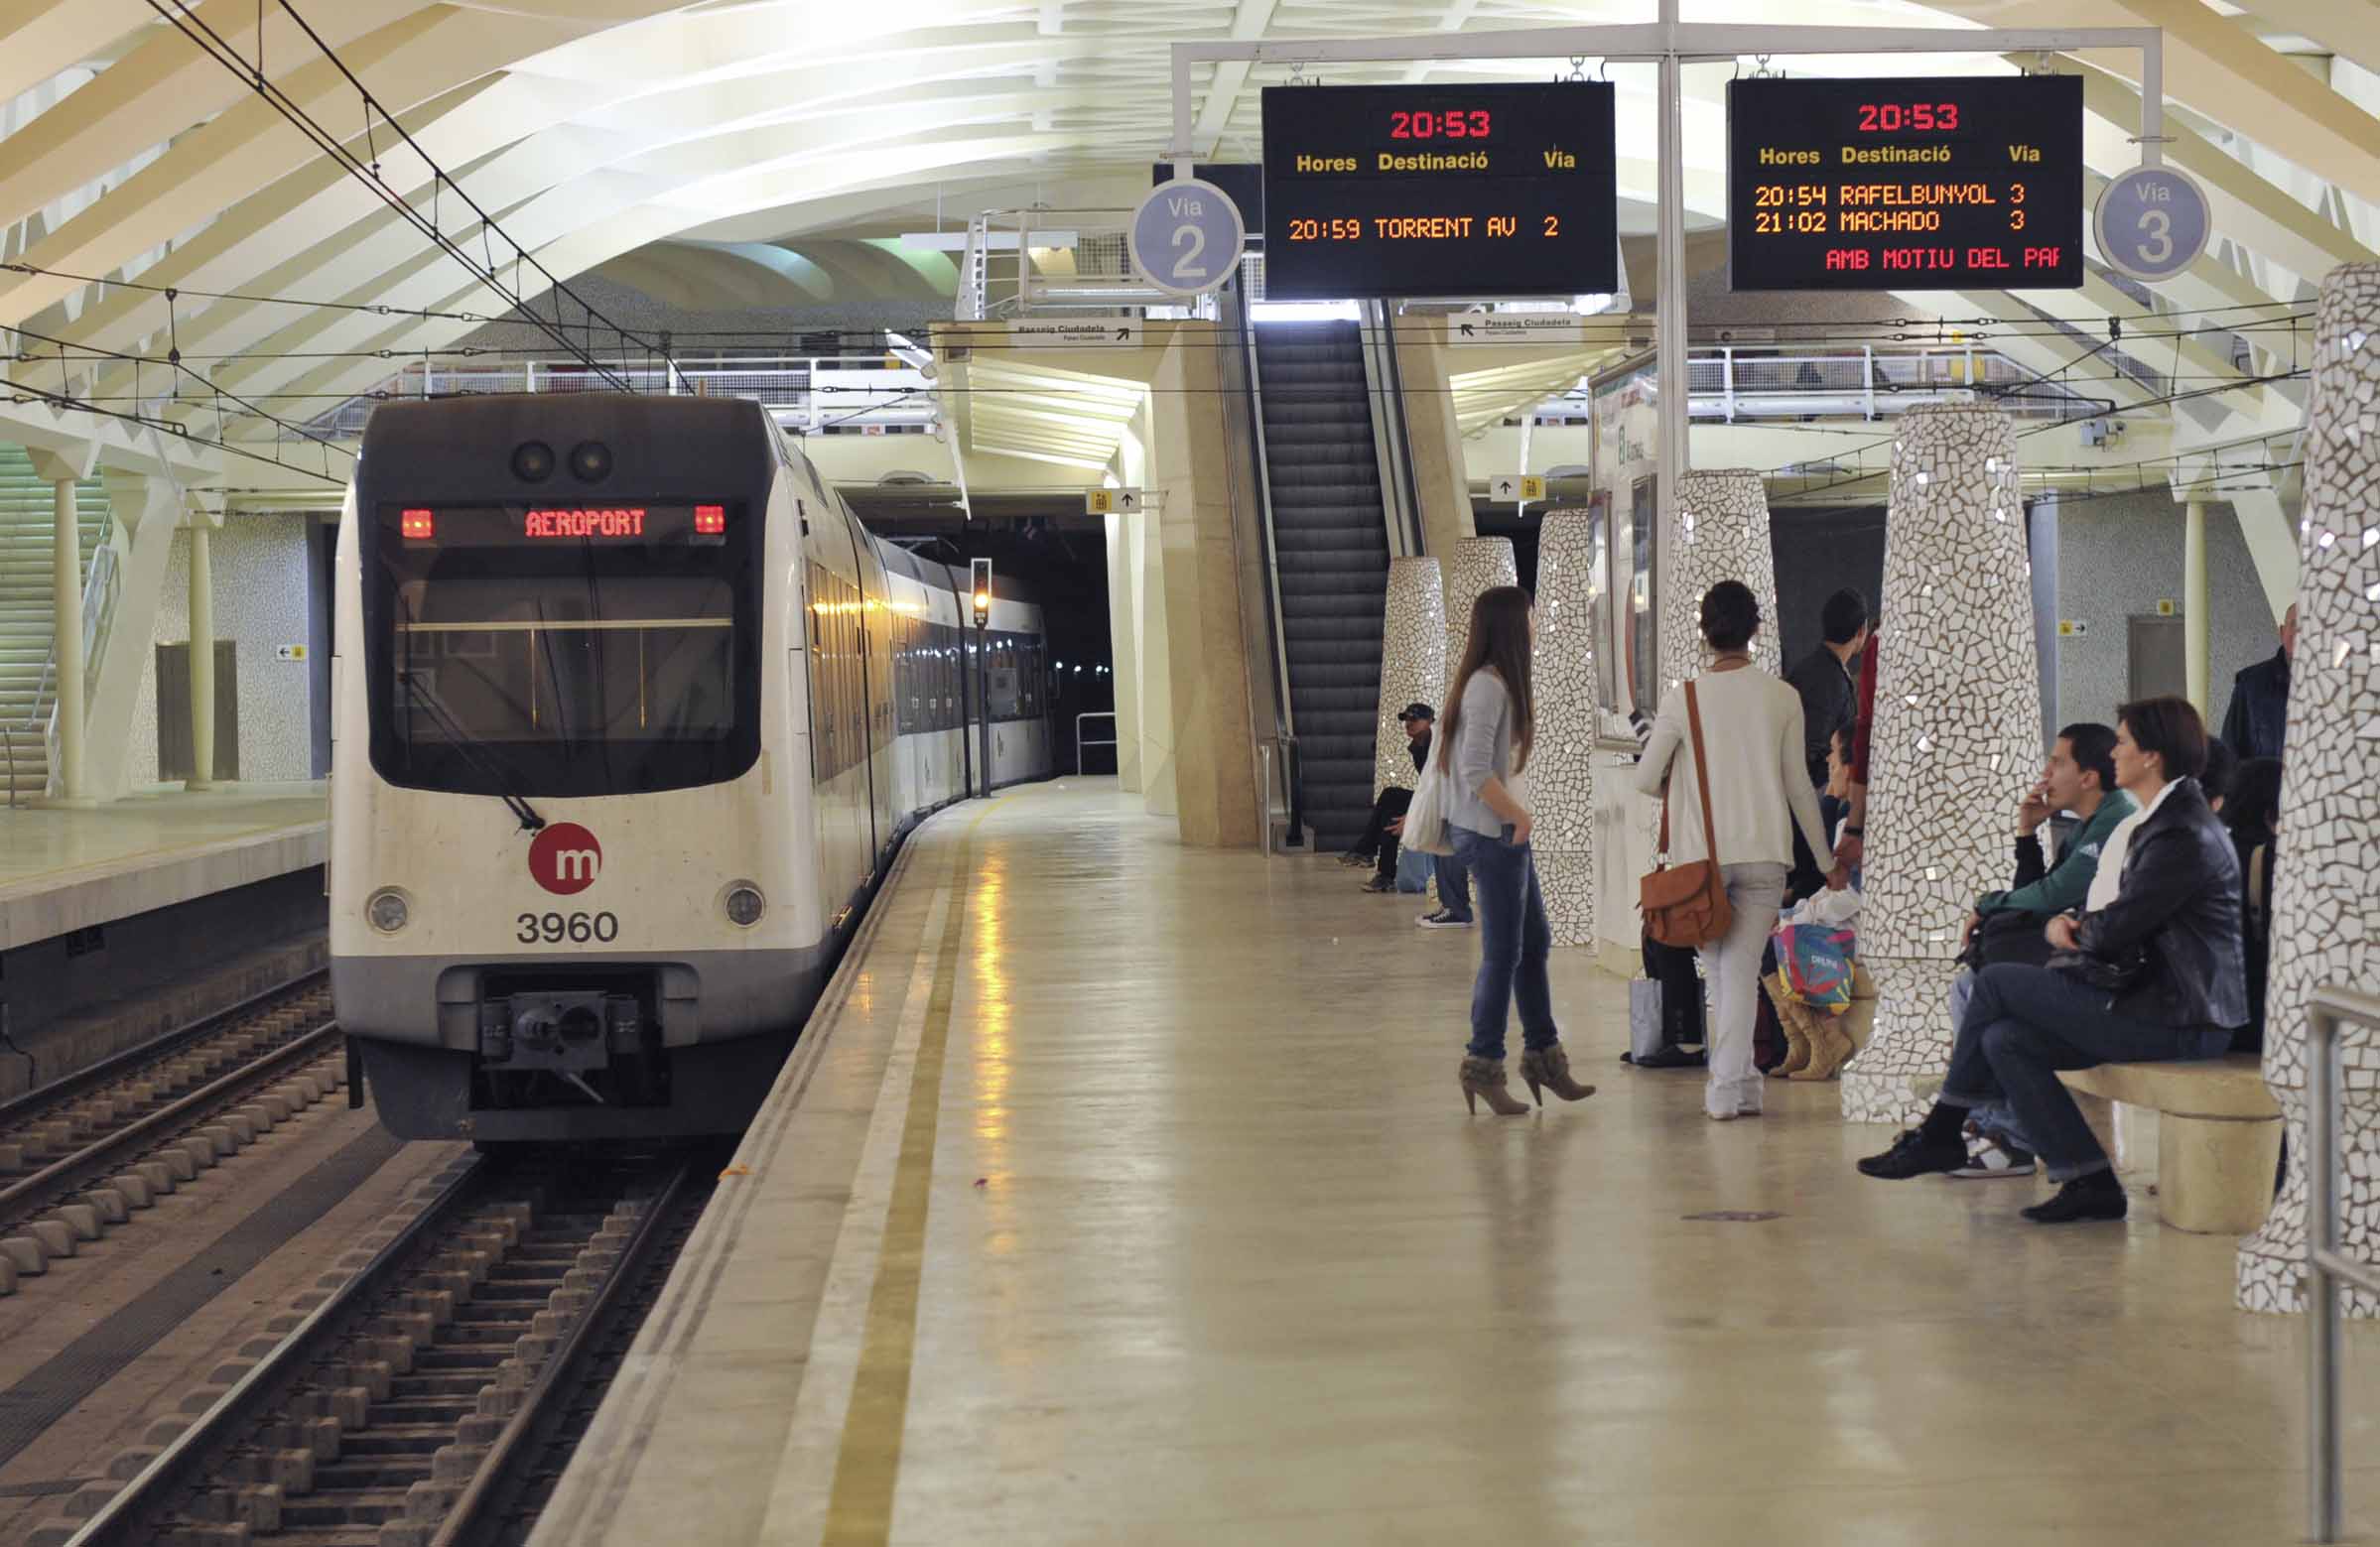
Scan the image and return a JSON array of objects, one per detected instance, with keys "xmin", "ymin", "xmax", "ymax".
[{"xmin": 330, "ymin": 394, "xmax": 1052, "ymax": 1142}]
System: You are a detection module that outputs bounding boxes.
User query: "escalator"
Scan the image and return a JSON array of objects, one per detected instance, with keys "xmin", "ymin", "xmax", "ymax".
[{"xmin": 1250, "ymin": 322, "xmax": 1393, "ymax": 853}]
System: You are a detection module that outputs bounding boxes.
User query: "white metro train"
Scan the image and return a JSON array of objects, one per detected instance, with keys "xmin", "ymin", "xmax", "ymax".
[{"xmin": 331, "ymin": 395, "xmax": 1052, "ymax": 1142}]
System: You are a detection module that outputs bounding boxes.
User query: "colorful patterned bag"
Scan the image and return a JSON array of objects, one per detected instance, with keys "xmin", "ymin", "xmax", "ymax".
[{"xmin": 1776, "ymin": 923, "xmax": 1857, "ymax": 1014}]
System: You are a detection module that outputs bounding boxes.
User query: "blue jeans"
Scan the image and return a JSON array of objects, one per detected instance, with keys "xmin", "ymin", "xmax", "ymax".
[
  {"xmin": 1940, "ymin": 964, "xmax": 2232, "ymax": 1181},
  {"xmin": 1450, "ymin": 826, "xmax": 1553, "ymax": 1060},
  {"xmin": 1947, "ymin": 968, "xmax": 2035, "ymax": 1155},
  {"xmin": 1434, "ymin": 851, "xmax": 1473, "ymax": 923}
]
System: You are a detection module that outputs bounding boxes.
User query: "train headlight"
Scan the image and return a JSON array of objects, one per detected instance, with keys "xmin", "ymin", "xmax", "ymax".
[
  {"xmin": 366, "ymin": 887, "xmax": 411, "ymax": 934},
  {"xmin": 722, "ymin": 882, "xmax": 766, "ymax": 928}
]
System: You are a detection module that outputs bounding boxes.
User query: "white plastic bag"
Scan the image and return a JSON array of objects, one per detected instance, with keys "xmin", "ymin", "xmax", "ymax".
[
  {"xmin": 1402, "ymin": 760, "xmax": 1455, "ymax": 856},
  {"xmin": 1629, "ymin": 978, "xmax": 1665, "ymax": 1061}
]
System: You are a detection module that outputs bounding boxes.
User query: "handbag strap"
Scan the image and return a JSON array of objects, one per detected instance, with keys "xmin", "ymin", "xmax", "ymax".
[{"xmin": 1683, "ymin": 679, "xmax": 1721, "ymax": 863}]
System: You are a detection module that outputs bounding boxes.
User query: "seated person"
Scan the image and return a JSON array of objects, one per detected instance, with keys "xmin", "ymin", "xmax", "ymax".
[
  {"xmin": 1946, "ymin": 722, "xmax": 2134, "ymax": 1178},
  {"xmin": 1341, "ymin": 703, "xmax": 1433, "ymax": 890},
  {"xmin": 2222, "ymin": 756, "xmax": 2282, "ymax": 1053},
  {"xmin": 1856, "ymin": 696, "xmax": 2247, "ymax": 1224}
]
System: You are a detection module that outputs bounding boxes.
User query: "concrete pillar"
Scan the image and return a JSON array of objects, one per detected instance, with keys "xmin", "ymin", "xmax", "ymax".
[
  {"xmin": 1395, "ymin": 339, "xmax": 1479, "ymax": 562},
  {"xmin": 1839, "ymin": 407, "xmax": 2043, "ymax": 1124},
  {"xmin": 1533, "ymin": 513, "xmax": 1602, "ymax": 947},
  {"xmin": 1372, "ymin": 558, "xmax": 1445, "ymax": 799},
  {"xmin": 51, "ymin": 474, "xmax": 83, "ymax": 802},
  {"xmin": 187, "ymin": 520, "xmax": 215, "ymax": 791},
  {"xmin": 2183, "ymin": 498, "xmax": 2211, "ymax": 716},
  {"xmin": 1443, "ymin": 537, "xmax": 1517, "ymax": 672},
  {"xmin": 1103, "ymin": 511, "xmax": 1142, "ymax": 792},
  {"xmin": 1658, "ymin": 469, "xmax": 1782, "ymax": 699},
  {"xmin": 2238, "ymin": 264, "xmax": 2380, "ymax": 1315}
]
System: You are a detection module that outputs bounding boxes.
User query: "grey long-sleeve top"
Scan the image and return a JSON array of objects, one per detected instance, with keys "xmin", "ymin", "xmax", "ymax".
[{"xmin": 1443, "ymin": 670, "xmax": 1521, "ymax": 839}]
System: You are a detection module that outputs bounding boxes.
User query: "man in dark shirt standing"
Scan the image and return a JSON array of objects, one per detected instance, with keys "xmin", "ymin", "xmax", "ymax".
[
  {"xmin": 1785, "ymin": 587, "xmax": 1871, "ymax": 793},
  {"xmin": 2220, "ymin": 601, "xmax": 2296, "ymax": 762}
]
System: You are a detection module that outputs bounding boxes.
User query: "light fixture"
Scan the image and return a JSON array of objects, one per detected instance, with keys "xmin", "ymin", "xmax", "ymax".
[{"xmin": 366, "ymin": 888, "xmax": 411, "ymax": 933}]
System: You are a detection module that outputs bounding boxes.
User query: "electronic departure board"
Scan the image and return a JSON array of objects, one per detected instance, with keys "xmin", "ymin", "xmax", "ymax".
[
  {"xmin": 1726, "ymin": 75, "xmax": 2084, "ymax": 291},
  {"xmin": 1260, "ymin": 82, "xmax": 1618, "ymax": 300}
]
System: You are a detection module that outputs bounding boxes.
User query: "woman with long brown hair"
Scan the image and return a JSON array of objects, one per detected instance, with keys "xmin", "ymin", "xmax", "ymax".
[{"xmin": 1442, "ymin": 584, "xmax": 1595, "ymax": 1116}]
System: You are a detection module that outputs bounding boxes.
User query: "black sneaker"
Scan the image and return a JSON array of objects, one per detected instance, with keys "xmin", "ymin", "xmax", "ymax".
[
  {"xmin": 1360, "ymin": 874, "xmax": 1396, "ymax": 893},
  {"xmin": 1949, "ymin": 1130, "xmax": 2039, "ymax": 1179},
  {"xmin": 1855, "ymin": 1128, "xmax": 1968, "ymax": 1180},
  {"xmin": 2022, "ymin": 1176, "xmax": 2128, "ymax": 1224},
  {"xmin": 1337, "ymin": 850, "xmax": 1375, "ymax": 868},
  {"xmin": 1632, "ymin": 1044, "xmax": 1707, "ymax": 1070}
]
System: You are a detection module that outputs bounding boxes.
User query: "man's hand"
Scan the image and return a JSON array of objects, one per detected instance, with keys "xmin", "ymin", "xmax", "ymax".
[
  {"xmin": 1834, "ymin": 831, "xmax": 1864, "ymax": 870},
  {"xmin": 1961, "ymin": 912, "xmax": 1981, "ymax": 948},
  {"xmin": 1385, "ymin": 817, "xmax": 1404, "ymax": 836},
  {"xmin": 2045, "ymin": 914, "xmax": 2080, "ymax": 952},
  {"xmin": 2017, "ymin": 779, "xmax": 2052, "ymax": 837},
  {"xmin": 1824, "ymin": 863, "xmax": 1851, "ymax": 892}
]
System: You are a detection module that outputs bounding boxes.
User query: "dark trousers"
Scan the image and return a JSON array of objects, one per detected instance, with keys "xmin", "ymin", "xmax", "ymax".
[
  {"xmin": 1939, "ymin": 964, "xmax": 2232, "ymax": 1181},
  {"xmin": 1642, "ymin": 933, "xmax": 1706, "ymax": 1047},
  {"xmin": 1354, "ymin": 786, "xmax": 1413, "ymax": 876},
  {"xmin": 1451, "ymin": 826, "xmax": 1554, "ymax": 1059}
]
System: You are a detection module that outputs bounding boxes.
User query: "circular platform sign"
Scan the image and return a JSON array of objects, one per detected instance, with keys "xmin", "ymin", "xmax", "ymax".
[
  {"xmin": 1129, "ymin": 178, "xmax": 1246, "ymax": 298},
  {"xmin": 2093, "ymin": 165, "xmax": 2212, "ymax": 283}
]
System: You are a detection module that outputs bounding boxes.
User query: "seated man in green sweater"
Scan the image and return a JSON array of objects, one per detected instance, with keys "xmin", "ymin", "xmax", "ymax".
[{"xmin": 1942, "ymin": 722, "xmax": 2136, "ymax": 1179}]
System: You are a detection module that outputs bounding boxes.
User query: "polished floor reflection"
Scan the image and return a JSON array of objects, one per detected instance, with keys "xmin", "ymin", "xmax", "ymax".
[{"xmin": 893, "ymin": 782, "xmax": 2371, "ymax": 1545}]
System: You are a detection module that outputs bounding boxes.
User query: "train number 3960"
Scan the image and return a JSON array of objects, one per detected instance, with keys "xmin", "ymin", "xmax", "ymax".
[{"xmin": 516, "ymin": 911, "xmax": 621, "ymax": 945}]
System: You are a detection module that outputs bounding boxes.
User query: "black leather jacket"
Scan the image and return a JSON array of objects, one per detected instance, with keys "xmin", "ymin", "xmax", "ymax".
[{"xmin": 2072, "ymin": 778, "xmax": 2249, "ymax": 1030}]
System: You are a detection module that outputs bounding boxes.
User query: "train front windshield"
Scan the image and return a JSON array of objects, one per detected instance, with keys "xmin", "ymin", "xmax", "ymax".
[{"xmin": 367, "ymin": 502, "xmax": 759, "ymax": 797}]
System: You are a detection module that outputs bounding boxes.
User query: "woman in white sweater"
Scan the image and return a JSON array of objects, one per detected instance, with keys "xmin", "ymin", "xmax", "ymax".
[{"xmin": 1633, "ymin": 580, "xmax": 1839, "ymax": 1119}]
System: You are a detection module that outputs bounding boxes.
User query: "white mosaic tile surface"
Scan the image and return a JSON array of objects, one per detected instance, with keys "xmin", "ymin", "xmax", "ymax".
[
  {"xmin": 1374, "ymin": 557, "xmax": 1446, "ymax": 799},
  {"xmin": 1444, "ymin": 536, "xmax": 1518, "ymax": 672},
  {"xmin": 1658, "ymin": 468, "xmax": 1782, "ymax": 692},
  {"xmin": 2238, "ymin": 264, "xmax": 2380, "ymax": 1316},
  {"xmin": 127, "ymin": 516, "xmax": 317, "ymax": 785},
  {"xmin": 1840, "ymin": 408, "xmax": 2042, "ymax": 1123},
  {"xmin": 1535, "ymin": 510, "xmax": 1602, "ymax": 946}
]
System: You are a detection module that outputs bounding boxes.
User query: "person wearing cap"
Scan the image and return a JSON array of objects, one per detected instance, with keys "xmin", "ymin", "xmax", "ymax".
[{"xmin": 1341, "ymin": 703, "xmax": 1435, "ymax": 892}]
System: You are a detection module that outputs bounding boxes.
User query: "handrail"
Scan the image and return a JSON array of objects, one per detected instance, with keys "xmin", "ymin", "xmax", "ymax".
[
  {"xmin": 2305, "ymin": 981, "xmax": 2380, "ymax": 1542},
  {"xmin": 1074, "ymin": 711, "xmax": 1118, "ymax": 776}
]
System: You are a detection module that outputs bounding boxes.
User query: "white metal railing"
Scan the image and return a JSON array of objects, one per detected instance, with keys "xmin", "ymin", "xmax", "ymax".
[
  {"xmin": 956, "ymin": 207, "xmax": 1172, "ymax": 321},
  {"xmin": 2305, "ymin": 981, "xmax": 2380, "ymax": 1542},
  {"xmin": 288, "ymin": 350, "xmax": 938, "ymax": 441},
  {"xmin": 14, "ymin": 536, "xmax": 118, "ymax": 804},
  {"xmin": 1525, "ymin": 345, "xmax": 2078, "ymax": 424},
  {"xmin": 1074, "ymin": 711, "xmax": 1118, "ymax": 776}
]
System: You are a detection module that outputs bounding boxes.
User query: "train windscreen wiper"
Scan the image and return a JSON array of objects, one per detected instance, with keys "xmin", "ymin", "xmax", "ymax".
[{"xmin": 396, "ymin": 670, "xmax": 547, "ymax": 833}]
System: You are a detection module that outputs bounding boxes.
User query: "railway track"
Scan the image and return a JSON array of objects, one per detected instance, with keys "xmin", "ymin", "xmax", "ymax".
[
  {"xmin": 47, "ymin": 1146, "xmax": 708, "ymax": 1547},
  {"xmin": 0, "ymin": 975, "xmax": 345, "ymax": 1292}
]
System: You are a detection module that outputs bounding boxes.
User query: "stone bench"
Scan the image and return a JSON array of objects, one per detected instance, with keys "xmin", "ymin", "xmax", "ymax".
[{"xmin": 2055, "ymin": 1056, "xmax": 2280, "ymax": 1235}]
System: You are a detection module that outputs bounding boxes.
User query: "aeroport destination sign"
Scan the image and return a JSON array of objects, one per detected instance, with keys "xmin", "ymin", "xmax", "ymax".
[
  {"xmin": 1725, "ymin": 74, "xmax": 2085, "ymax": 291},
  {"xmin": 1259, "ymin": 82, "xmax": 1619, "ymax": 299}
]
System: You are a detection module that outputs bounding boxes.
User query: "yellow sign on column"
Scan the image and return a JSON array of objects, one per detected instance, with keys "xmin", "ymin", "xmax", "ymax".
[
  {"xmin": 1520, "ymin": 474, "xmax": 1546, "ymax": 501},
  {"xmin": 1087, "ymin": 490, "xmax": 1115, "ymax": 515}
]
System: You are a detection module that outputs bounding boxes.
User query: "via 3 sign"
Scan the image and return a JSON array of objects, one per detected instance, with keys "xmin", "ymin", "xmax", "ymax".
[
  {"xmin": 1129, "ymin": 179, "xmax": 1247, "ymax": 298},
  {"xmin": 2092, "ymin": 165, "xmax": 2212, "ymax": 284}
]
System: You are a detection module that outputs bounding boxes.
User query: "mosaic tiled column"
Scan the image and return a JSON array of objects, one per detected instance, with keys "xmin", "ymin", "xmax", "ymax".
[
  {"xmin": 1374, "ymin": 558, "xmax": 1447, "ymax": 798},
  {"xmin": 1444, "ymin": 536, "xmax": 1519, "ymax": 669},
  {"xmin": 1658, "ymin": 468, "xmax": 1782, "ymax": 695},
  {"xmin": 1840, "ymin": 407, "xmax": 2041, "ymax": 1123},
  {"xmin": 2238, "ymin": 267, "xmax": 2380, "ymax": 1315},
  {"xmin": 1534, "ymin": 511, "xmax": 1601, "ymax": 945}
]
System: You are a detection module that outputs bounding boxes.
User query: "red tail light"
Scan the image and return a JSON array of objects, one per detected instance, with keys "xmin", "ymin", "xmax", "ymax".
[
  {"xmin": 400, "ymin": 508, "xmax": 435, "ymax": 540},
  {"xmin": 695, "ymin": 504, "xmax": 726, "ymax": 535}
]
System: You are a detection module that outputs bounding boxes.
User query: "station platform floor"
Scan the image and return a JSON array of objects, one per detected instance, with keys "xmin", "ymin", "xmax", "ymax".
[
  {"xmin": 0, "ymin": 783, "xmax": 327, "ymax": 949},
  {"xmin": 533, "ymin": 778, "xmax": 2378, "ymax": 1547}
]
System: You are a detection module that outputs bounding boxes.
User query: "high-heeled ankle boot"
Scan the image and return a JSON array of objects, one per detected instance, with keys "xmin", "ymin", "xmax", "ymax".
[
  {"xmin": 1789, "ymin": 1013, "xmax": 1856, "ymax": 1081},
  {"xmin": 1519, "ymin": 1045, "xmax": 1596, "ymax": 1105},
  {"xmin": 1765, "ymin": 972, "xmax": 1812, "ymax": 1078},
  {"xmin": 1460, "ymin": 1056, "xmax": 1531, "ymax": 1115}
]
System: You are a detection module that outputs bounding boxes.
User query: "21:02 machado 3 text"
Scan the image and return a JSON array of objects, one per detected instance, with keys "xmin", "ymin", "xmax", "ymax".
[{"xmin": 1287, "ymin": 214, "xmax": 1561, "ymax": 240}]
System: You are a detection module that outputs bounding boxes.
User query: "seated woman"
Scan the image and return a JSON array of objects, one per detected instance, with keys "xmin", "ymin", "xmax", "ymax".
[{"xmin": 1854, "ymin": 696, "xmax": 2247, "ymax": 1224}]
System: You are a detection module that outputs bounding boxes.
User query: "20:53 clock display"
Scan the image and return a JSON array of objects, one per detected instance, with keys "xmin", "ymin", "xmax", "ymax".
[{"xmin": 1388, "ymin": 109, "xmax": 1494, "ymax": 140}]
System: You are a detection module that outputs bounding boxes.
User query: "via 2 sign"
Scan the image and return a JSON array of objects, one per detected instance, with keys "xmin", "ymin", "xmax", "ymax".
[{"xmin": 1129, "ymin": 179, "xmax": 1247, "ymax": 299}]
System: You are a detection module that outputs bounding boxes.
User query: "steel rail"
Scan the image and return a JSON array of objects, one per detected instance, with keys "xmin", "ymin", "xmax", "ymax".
[
  {"xmin": 429, "ymin": 1156, "xmax": 699, "ymax": 1547},
  {"xmin": 0, "ymin": 969, "xmax": 327, "ymax": 1130},
  {"xmin": 2304, "ymin": 982, "xmax": 2380, "ymax": 1543},
  {"xmin": 65, "ymin": 1152, "xmax": 493, "ymax": 1547},
  {"xmin": 0, "ymin": 1020, "xmax": 340, "ymax": 1230}
]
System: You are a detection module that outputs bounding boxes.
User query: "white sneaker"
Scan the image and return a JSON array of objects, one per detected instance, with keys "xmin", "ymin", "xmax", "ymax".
[{"xmin": 1415, "ymin": 910, "xmax": 1473, "ymax": 930}]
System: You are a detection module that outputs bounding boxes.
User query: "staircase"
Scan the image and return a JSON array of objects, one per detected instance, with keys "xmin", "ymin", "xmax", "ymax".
[
  {"xmin": 1251, "ymin": 322, "xmax": 1392, "ymax": 852},
  {"xmin": 0, "ymin": 447, "xmax": 110, "ymax": 800}
]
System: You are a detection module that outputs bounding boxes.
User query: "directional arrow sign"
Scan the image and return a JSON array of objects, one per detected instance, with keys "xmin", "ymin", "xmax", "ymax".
[
  {"xmin": 1008, "ymin": 320, "xmax": 1139, "ymax": 350},
  {"xmin": 1086, "ymin": 487, "xmax": 1147, "ymax": 516},
  {"xmin": 1445, "ymin": 315, "xmax": 1589, "ymax": 348}
]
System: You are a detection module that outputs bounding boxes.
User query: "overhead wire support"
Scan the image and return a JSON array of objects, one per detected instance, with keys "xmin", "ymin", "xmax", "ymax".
[{"xmin": 138, "ymin": 0, "xmax": 666, "ymax": 394}]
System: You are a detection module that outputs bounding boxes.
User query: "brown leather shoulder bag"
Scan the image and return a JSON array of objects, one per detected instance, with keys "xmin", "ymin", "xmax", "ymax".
[{"xmin": 1639, "ymin": 680, "xmax": 1734, "ymax": 949}]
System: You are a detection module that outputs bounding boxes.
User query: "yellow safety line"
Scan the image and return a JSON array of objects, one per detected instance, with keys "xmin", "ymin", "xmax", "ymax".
[{"xmin": 822, "ymin": 798, "xmax": 1002, "ymax": 1545}]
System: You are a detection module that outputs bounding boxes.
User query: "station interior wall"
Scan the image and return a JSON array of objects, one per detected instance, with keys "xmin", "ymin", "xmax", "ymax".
[{"xmin": 126, "ymin": 515, "xmax": 320, "ymax": 789}]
